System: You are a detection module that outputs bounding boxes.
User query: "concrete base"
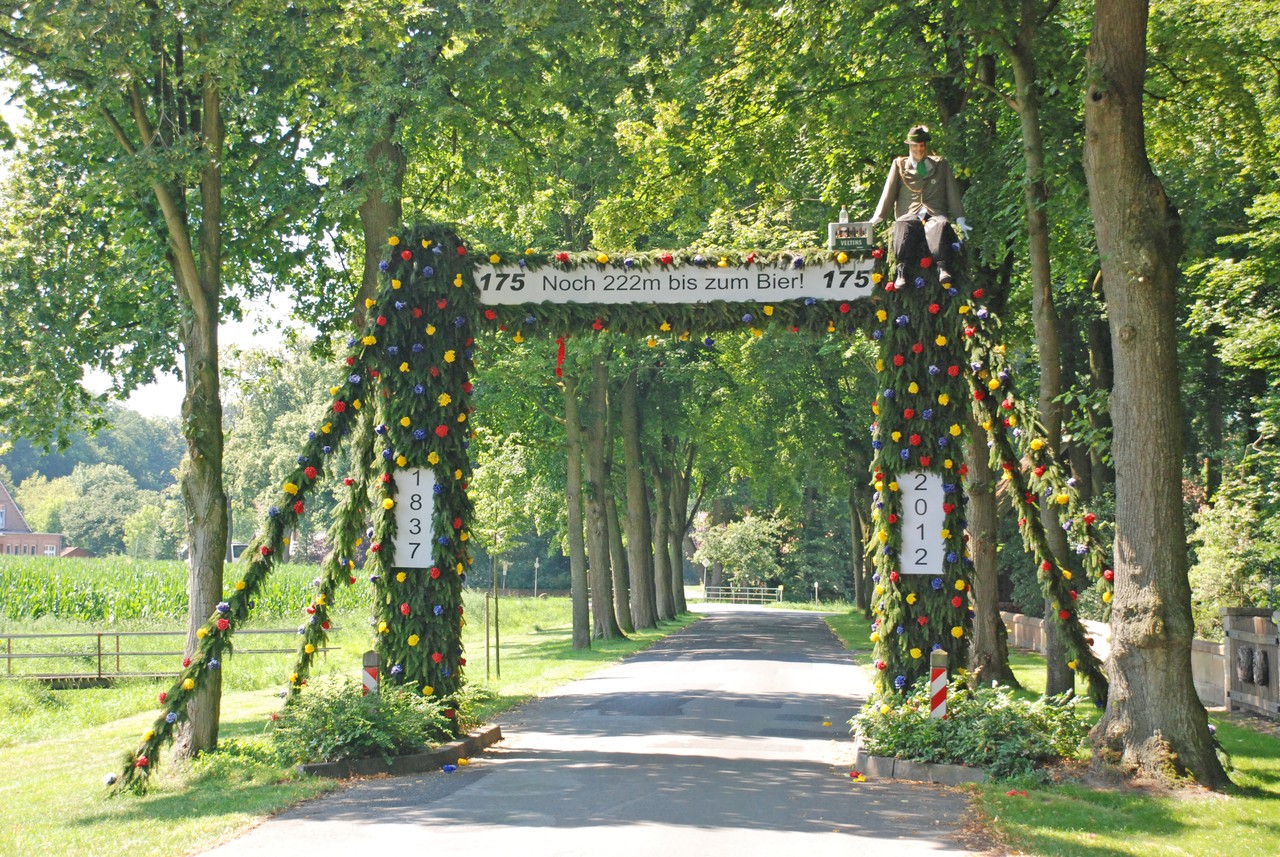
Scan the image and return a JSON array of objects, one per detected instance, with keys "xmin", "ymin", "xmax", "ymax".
[
  {"xmin": 299, "ymin": 724, "xmax": 503, "ymax": 779},
  {"xmin": 852, "ymin": 738, "xmax": 986, "ymax": 785}
]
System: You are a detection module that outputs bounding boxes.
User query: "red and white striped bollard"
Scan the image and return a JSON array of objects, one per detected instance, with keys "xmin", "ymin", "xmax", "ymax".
[
  {"xmin": 929, "ymin": 649, "xmax": 948, "ymax": 719},
  {"xmin": 362, "ymin": 650, "xmax": 380, "ymax": 696}
]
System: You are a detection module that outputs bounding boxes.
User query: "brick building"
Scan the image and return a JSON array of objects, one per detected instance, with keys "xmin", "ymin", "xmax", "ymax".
[{"xmin": 0, "ymin": 480, "xmax": 65, "ymax": 557}]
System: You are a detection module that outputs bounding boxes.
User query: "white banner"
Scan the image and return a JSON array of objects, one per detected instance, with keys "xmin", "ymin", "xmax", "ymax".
[
  {"xmin": 392, "ymin": 468, "xmax": 436, "ymax": 569},
  {"xmin": 900, "ymin": 471, "xmax": 946, "ymax": 575},
  {"xmin": 473, "ymin": 259, "xmax": 877, "ymax": 306}
]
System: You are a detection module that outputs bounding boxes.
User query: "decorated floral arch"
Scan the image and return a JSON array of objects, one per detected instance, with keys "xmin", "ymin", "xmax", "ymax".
[{"xmin": 115, "ymin": 222, "xmax": 1112, "ymax": 791}]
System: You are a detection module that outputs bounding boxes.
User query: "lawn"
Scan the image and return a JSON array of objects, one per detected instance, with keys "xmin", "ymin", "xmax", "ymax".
[
  {"xmin": 822, "ymin": 605, "xmax": 1280, "ymax": 857},
  {"xmin": 0, "ymin": 591, "xmax": 699, "ymax": 857}
]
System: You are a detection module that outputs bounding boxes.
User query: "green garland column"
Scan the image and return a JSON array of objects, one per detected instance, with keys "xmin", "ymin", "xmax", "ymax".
[
  {"xmin": 867, "ymin": 232, "xmax": 975, "ymax": 697},
  {"xmin": 361, "ymin": 224, "xmax": 476, "ymax": 717}
]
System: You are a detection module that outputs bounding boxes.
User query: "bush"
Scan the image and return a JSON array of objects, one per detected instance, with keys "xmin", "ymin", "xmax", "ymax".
[
  {"xmin": 269, "ymin": 676, "xmax": 454, "ymax": 764},
  {"xmin": 851, "ymin": 676, "xmax": 1089, "ymax": 779}
]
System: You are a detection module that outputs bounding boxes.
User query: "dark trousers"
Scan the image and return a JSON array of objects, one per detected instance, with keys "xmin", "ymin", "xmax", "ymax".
[{"xmin": 893, "ymin": 216, "xmax": 956, "ymax": 271}]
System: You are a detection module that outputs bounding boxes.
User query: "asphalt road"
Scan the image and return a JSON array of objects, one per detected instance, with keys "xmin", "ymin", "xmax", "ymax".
[{"xmin": 201, "ymin": 604, "xmax": 978, "ymax": 857}]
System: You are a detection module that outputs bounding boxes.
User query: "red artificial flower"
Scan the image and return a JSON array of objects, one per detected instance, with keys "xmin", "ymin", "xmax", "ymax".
[
  {"xmin": 158, "ymin": 692, "xmax": 167, "ymax": 703},
  {"xmin": 942, "ymin": 503, "xmax": 955, "ymax": 514},
  {"xmin": 1041, "ymin": 560, "xmax": 1053, "ymax": 572},
  {"xmin": 260, "ymin": 545, "xmax": 272, "ymax": 556},
  {"xmin": 947, "ymin": 365, "xmax": 960, "ymax": 377},
  {"xmin": 484, "ymin": 309, "xmax": 497, "ymax": 320},
  {"xmin": 746, "ymin": 253, "xmax": 757, "ymax": 264},
  {"xmin": 556, "ymin": 252, "xmax": 571, "ymax": 264},
  {"xmin": 346, "ymin": 357, "xmax": 356, "ymax": 366},
  {"xmin": 973, "ymin": 289, "xmax": 985, "ymax": 299},
  {"xmin": 431, "ymin": 652, "xmax": 444, "ymax": 664},
  {"xmin": 216, "ymin": 618, "xmax": 230, "ymax": 631},
  {"xmin": 1033, "ymin": 466, "xmax": 1046, "ymax": 477},
  {"xmin": 928, "ymin": 303, "xmax": 940, "ymax": 315},
  {"xmin": 839, "ymin": 302, "xmax": 850, "ymax": 314},
  {"xmin": 499, "ymin": 324, "xmax": 507, "ymax": 332},
  {"xmin": 887, "ymin": 513, "xmax": 899, "ymax": 524},
  {"xmin": 909, "ymin": 434, "xmax": 922, "ymax": 446},
  {"xmin": 344, "ymin": 477, "xmax": 355, "ymax": 486},
  {"xmin": 1069, "ymin": 590, "xmax": 1078, "ymax": 600},
  {"xmin": 401, "ymin": 250, "xmax": 413, "ymax": 260},
  {"xmin": 370, "ymin": 369, "xmax": 380, "ymax": 378},
  {"xmin": 400, "ymin": 603, "xmax": 411, "ymax": 616},
  {"xmin": 1058, "ymin": 609, "xmax": 1071, "ymax": 621},
  {"xmin": 1103, "ymin": 569, "xmax": 1114, "ymax": 581},
  {"xmin": 458, "ymin": 657, "xmax": 467, "ymax": 667},
  {"xmin": 463, "ymin": 381, "xmax": 473, "ymax": 393},
  {"xmin": 659, "ymin": 252, "xmax": 673, "ymax": 265},
  {"xmin": 348, "ymin": 576, "xmax": 357, "ymax": 585},
  {"xmin": 135, "ymin": 756, "xmax": 149, "ymax": 769},
  {"xmin": 306, "ymin": 605, "xmax": 316, "ymax": 615},
  {"xmin": 1001, "ymin": 399, "xmax": 1014, "ymax": 411},
  {"xmin": 893, "ymin": 354, "xmax": 905, "ymax": 367},
  {"xmin": 973, "ymin": 390, "xmax": 985, "ymax": 401},
  {"xmin": 1084, "ymin": 513, "xmax": 1097, "ymax": 525},
  {"xmin": 305, "ymin": 466, "xmax": 318, "ymax": 480},
  {"xmin": 413, "ymin": 307, "xmax": 423, "ymax": 318},
  {"xmin": 957, "ymin": 464, "xmax": 968, "ymax": 476},
  {"xmin": 904, "ymin": 408, "xmax": 916, "ymax": 420},
  {"xmin": 381, "ymin": 473, "xmax": 391, "ymax": 484},
  {"xmin": 871, "ymin": 247, "xmax": 884, "ymax": 259},
  {"xmin": 917, "ymin": 615, "xmax": 929, "ymax": 626},
  {"xmin": 964, "ymin": 326, "xmax": 976, "ymax": 337},
  {"xmin": 458, "ymin": 605, "xmax": 465, "ymax": 615},
  {"xmin": 435, "ymin": 425, "xmax": 449, "ymax": 438},
  {"xmin": 457, "ymin": 246, "xmax": 467, "ymax": 256},
  {"xmin": 430, "ymin": 567, "xmax": 442, "ymax": 579},
  {"xmin": 919, "ymin": 256, "xmax": 934, "ymax": 269},
  {"xmin": 1024, "ymin": 492, "xmax": 1037, "ymax": 505},
  {"xmin": 452, "ymin": 517, "xmax": 463, "ymax": 530},
  {"xmin": 183, "ymin": 657, "xmax": 192, "ymax": 668},
  {"xmin": 951, "ymin": 596, "xmax": 963, "ymax": 608},
  {"xmin": 322, "ymin": 621, "xmax": 331, "ymax": 630},
  {"xmin": 875, "ymin": 659, "xmax": 887, "ymax": 671},
  {"xmin": 371, "ymin": 543, "xmax": 382, "ymax": 553},
  {"xmin": 884, "ymin": 281, "xmax": 896, "ymax": 292},
  {"xmin": 911, "ymin": 342, "xmax": 924, "ymax": 354},
  {"xmin": 1002, "ymin": 461, "xmax": 1014, "ymax": 471},
  {"xmin": 377, "ymin": 315, "xmax": 388, "ymax": 327},
  {"xmin": 294, "ymin": 501, "xmax": 305, "ymax": 514},
  {"xmin": 889, "ymin": 570, "xmax": 900, "ymax": 583},
  {"xmin": 592, "ymin": 319, "xmax": 604, "ymax": 331},
  {"xmin": 919, "ymin": 455, "xmax": 931, "ymax": 466},
  {"xmin": 429, "ymin": 366, "xmax": 441, "ymax": 377},
  {"xmin": 437, "ymin": 298, "xmax": 448, "ymax": 309},
  {"xmin": 444, "ymin": 708, "xmax": 456, "ymax": 719}
]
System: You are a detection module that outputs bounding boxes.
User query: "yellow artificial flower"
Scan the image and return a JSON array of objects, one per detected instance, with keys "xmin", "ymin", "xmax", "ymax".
[
  {"xmin": 891, "ymin": 431, "xmax": 902, "ymax": 442},
  {"xmin": 987, "ymin": 378, "xmax": 1001, "ymax": 391},
  {"xmin": 321, "ymin": 423, "xmax": 332, "ymax": 434},
  {"xmin": 444, "ymin": 350, "xmax": 456, "ymax": 363},
  {"xmin": 1103, "ymin": 591, "xmax": 1112, "ymax": 603},
  {"xmin": 935, "ymin": 335, "xmax": 948, "ymax": 347},
  {"xmin": 391, "ymin": 279, "xmax": 402, "ymax": 290},
  {"xmin": 763, "ymin": 305, "xmax": 774, "ymax": 316},
  {"xmin": 876, "ymin": 309, "xmax": 888, "ymax": 322},
  {"xmin": 235, "ymin": 580, "xmax": 246, "ymax": 591},
  {"xmin": 460, "ymin": 531, "xmax": 469, "ymax": 541},
  {"xmin": 401, "ymin": 417, "xmax": 412, "ymax": 427},
  {"xmin": 388, "ymin": 236, "xmax": 400, "ymax": 246},
  {"xmin": 525, "ymin": 248, "xmax": 535, "ymax": 255},
  {"xmin": 378, "ymin": 621, "xmax": 388, "ymax": 633},
  {"xmin": 679, "ymin": 330, "xmax": 690, "ymax": 341},
  {"xmin": 876, "ymin": 359, "xmax": 885, "ymax": 372},
  {"xmin": 888, "ymin": 481, "xmax": 899, "ymax": 492},
  {"xmin": 426, "ymin": 324, "xmax": 437, "ymax": 335},
  {"xmin": 874, "ymin": 480, "xmax": 884, "ymax": 492},
  {"xmin": 489, "ymin": 253, "xmax": 501, "ymax": 264},
  {"xmin": 456, "ymin": 562, "xmax": 465, "ymax": 574},
  {"xmin": 144, "ymin": 730, "xmax": 154, "ymax": 741},
  {"xmin": 423, "ymin": 239, "xmax": 432, "ymax": 248},
  {"xmin": 951, "ymin": 626, "xmax": 964, "ymax": 639},
  {"xmin": 872, "ymin": 402, "xmax": 880, "ymax": 415},
  {"xmin": 438, "ymin": 393, "xmax": 452, "ymax": 406},
  {"xmin": 365, "ymin": 298, "xmax": 376, "ymax": 309},
  {"xmin": 906, "ymin": 593, "xmax": 918, "ymax": 605},
  {"xmin": 453, "ymin": 273, "xmax": 464, "ymax": 287},
  {"xmin": 183, "ymin": 678, "xmax": 196, "ymax": 690},
  {"xmin": 827, "ymin": 321, "xmax": 836, "ymax": 333},
  {"xmin": 939, "ymin": 393, "xmax": 951, "ymax": 406},
  {"xmin": 718, "ymin": 257, "xmax": 729, "ymax": 267},
  {"xmin": 408, "ymin": 635, "xmax": 420, "ymax": 647},
  {"xmin": 196, "ymin": 627, "xmax": 208, "ymax": 638},
  {"xmin": 836, "ymin": 252, "xmax": 849, "ymax": 264},
  {"xmin": 1056, "ymin": 493, "xmax": 1070, "ymax": 505},
  {"xmin": 1067, "ymin": 660, "xmax": 1078, "ymax": 670},
  {"xmin": 910, "ymin": 648, "xmax": 922, "ymax": 659},
  {"xmin": 513, "ymin": 331, "xmax": 524, "ymax": 343},
  {"xmin": 396, "ymin": 572, "xmax": 407, "ymax": 583},
  {"xmin": 941, "ymin": 528, "xmax": 952, "ymax": 540},
  {"xmin": 1030, "ymin": 438, "xmax": 1045, "ymax": 451},
  {"xmin": 289, "ymin": 672, "xmax": 299, "ymax": 684},
  {"xmin": 958, "ymin": 304, "xmax": 970, "ymax": 314},
  {"xmin": 647, "ymin": 337, "xmax": 658, "ymax": 348},
  {"xmin": 422, "ymin": 685, "xmax": 434, "ymax": 696},
  {"xmin": 382, "ymin": 498, "xmax": 395, "ymax": 510},
  {"xmin": 396, "ymin": 455, "xmax": 407, "ymax": 467},
  {"xmin": 304, "ymin": 644, "xmax": 315, "ymax": 654},
  {"xmin": 457, "ymin": 413, "xmax": 467, "ymax": 423},
  {"xmin": 353, "ymin": 399, "xmax": 362, "ymax": 409},
  {"xmin": 955, "ymin": 580, "xmax": 966, "ymax": 591},
  {"xmin": 1062, "ymin": 570, "xmax": 1073, "ymax": 580},
  {"xmin": 871, "ymin": 272, "xmax": 883, "ymax": 284},
  {"xmin": 363, "ymin": 335, "xmax": 377, "ymax": 346},
  {"xmin": 281, "ymin": 480, "xmax": 298, "ymax": 494},
  {"xmin": 877, "ymin": 530, "xmax": 889, "ymax": 543},
  {"xmin": 400, "ymin": 361, "xmax": 410, "ymax": 373},
  {"xmin": 454, "ymin": 469, "xmax": 463, "ymax": 480},
  {"xmin": 660, "ymin": 321, "xmax": 671, "ymax": 332},
  {"xmin": 908, "ymin": 382, "xmax": 919, "ymax": 394},
  {"xmin": 1008, "ymin": 415, "xmax": 1018, "ymax": 427},
  {"xmin": 596, "ymin": 253, "xmax": 610, "ymax": 264},
  {"xmin": 949, "ymin": 423, "xmax": 962, "ymax": 437},
  {"xmin": 330, "ymin": 386, "xmax": 340, "ymax": 396},
  {"xmin": 428, "ymin": 452, "xmax": 440, "ymax": 465},
  {"xmin": 751, "ymin": 327, "xmax": 763, "ymax": 338},
  {"xmin": 944, "ymin": 459, "xmax": 953, "ymax": 469}
]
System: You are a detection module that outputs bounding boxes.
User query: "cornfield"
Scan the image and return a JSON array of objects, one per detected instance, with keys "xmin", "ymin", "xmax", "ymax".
[{"xmin": 0, "ymin": 556, "xmax": 345, "ymax": 624}]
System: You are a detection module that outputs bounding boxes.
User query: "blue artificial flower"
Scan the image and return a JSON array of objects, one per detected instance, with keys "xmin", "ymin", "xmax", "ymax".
[
  {"xmin": 269, "ymin": 506, "xmax": 280, "ymax": 517},
  {"xmin": 438, "ymin": 536, "xmax": 450, "ymax": 546},
  {"xmin": 414, "ymin": 429, "xmax": 427, "ymax": 441},
  {"xmin": 943, "ymin": 483, "xmax": 956, "ymax": 494},
  {"xmin": 442, "ymin": 666, "xmax": 453, "ymax": 678},
  {"xmin": 433, "ymin": 483, "xmax": 443, "ymax": 495},
  {"xmin": 872, "ymin": 329, "xmax": 883, "ymax": 340},
  {"xmin": 369, "ymin": 575, "xmax": 380, "ymax": 584},
  {"xmin": 742, "ymin": 313, "xmax": 753, "ymax": 323},
  {"xmin": 932, "ymin": 642, "xmax": 943, "ymax": 651},
  {"xmin": 382, "ymin": 449, "xmax": 394, "ymax": 460},
  {"xmin": 922, "ymin": 409, "xmax": 934, "ymax": 421},
  {"xmin": 971, "ymin": 361, "xmax": 983, "ymax": 372},
  {"xmin": 900, "ymin": 449, "xmax": 911, "ymax": 460},
  {"xmin": 871, "ymin": 440, "xmax": 883, "ymax": 450},
  {"xmin": 914, "ymin": 277, "xmax": 926, "ymax": 288},
  {"xmin": 792, "ymin": 256, "xmax": 804, "ymax": 269},
  {"xmin": 931, "ymin": 578, "xmax": 944, "ymax": 590},
  {"xmin": 431, "ymin": 245, "xmax": 443, "ymax": 256},
  {"xmin": 928, "ymin": 365, "xmax": 940, "ymax": 376},
  {"xmin": 951, "ymin": 242, "xmax": 962, "ymax": 252},
  {"xmin": 165, "ymin": 711, "xmax": 178, "ymax": 724},
  {"xmin": 423, "ymin": 266, "xmax": 435, "ymax": 277},
  {"xmin": 379, "ymin": 260, "xmax": 390, "ymax": 272},
  {"xmin": 938, "ymin": 436, "xmax": 950, "ymax": 448},
  {"xmin": 387, "ymin": 345, "xmax": 400, "ymax": 356},
  {"xmin": 207, "ymin": 659, "xmax": 220, "ymax": 670},
  {"xmin": 375, "ymin": 424, "xmax": 388, "ymax": 435},
  {"xmin": 895, "ymin": 315, "xmax": 910, "ymax": 327},
  {"xmin": 394, "ymin": 301, "xmax": 406, "ymax": 311},
  {"xmin": 1075, "ymin": 544, "xmax": 1088, "ymax": 555},
  {"xmin": 347, "ymin": 337, "xmax": 357, "ymax": 348},
  {"xmin": 216, "ymin": 602, "xmax": 229, "ymax": 613},
  {"xmin": 433, "ymin": 605, "xmax": 444, "ymax": 616},
  {"xmin": 946, "ymin": 552, "xmax": 959, "ymax": 563},
  {"xmin": 977, "ymin": 308, "xmax": 990, "ymax": 320},
  {"xmin": 624, "ymin": 257, "xmax": 635, "ymax": 269},
  {"xmin": 894, "ymin": 675, "xmax": 907, "ymax": 689},
  {"xmin": 947, "ymin": 287, "xmax": 958, "ymax": 296},
  {"xmin": 518, "ymin": 259, "xmax": 527, "ymax": 269},
  {"xmin": 464, "ymin": 349, "xmax": 473, "ymax": 360},
  {"xmin": 454, "ymin": 316, "xmax": 466, "ymax": 328},
  {"xmin": 525, "ymin": 315, "xmax": 537, "ymax": 325},
  {"xmin": 895, "ymin": 625, "xmax": 905, "ymax": 635},
  {"xmin": 366, "ymin": 527, "xmax": 375, "ymax": 539},
  {"xmin": 999, "ymin": 370, "xmax": 1010, "ymax": 382},
  {"xmin": 884, "ymin": 388, "xmax": 896, "ymax": 399},
  {"xmin": 322, "ymin": 445, "xmax": 332, "ymax": 455},
  {"xmin": 414, "ymin": 384, "xmax": 426, "ymax": 395},
  {"xmin": 704, "ymin": 337, "xmax": 715, "ymax": 347},
  {"xmin": 412, "ymin": 343, "xmax": 424, "ymax": 353},
  {"xmin": 391, "ymin": 663, "xmax": 404, "ymax": 675},
  {"xmin": 693, "ymin": 254, "xmax": 705, "ymax": 266},
  {"xmin": 297, "ymin": 455, "xmax": 310, "ymax": 465},
  {"xmin": 872, "ymin": 574, "xmax": 881, "ymax": 584},
  {"xmin": 804, "ymin": 297, "xmax": 816, "ymax": 306},
  {"xmin": 308, "ymin": 431, "xmax": 318, "ymax": 440}
]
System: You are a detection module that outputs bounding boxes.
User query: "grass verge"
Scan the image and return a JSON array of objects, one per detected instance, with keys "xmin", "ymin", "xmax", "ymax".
[
  {"xmin": 0, "ymin": 594, "xmax": 700, "ymax": 857},
  {"xmin": 821, "ymin": 607, "xmax": 1280, "ymax": 856}
]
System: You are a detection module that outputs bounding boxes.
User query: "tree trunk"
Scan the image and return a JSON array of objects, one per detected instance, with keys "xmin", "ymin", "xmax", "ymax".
[
  {"xmin": 1083, "ymin": 0, "xmax": 1228, "ymax": 788},
  {"xmin": 620, "ymin": 371, "xmax": 656, "ymax": 629},
  {"xmin": 1087, "ymin": 277, "xmax": 1117, "ymax": 488},
  {"xmin": 965, "ymin": 412, "xmax": 1019, "ymax": 687},
  {"xmin": 585, "ymin": 355, "xmax": 622, "ymax": 639},
  {"xmin": 667, "ymin": 442, "xmax": 694, "ymax": 615},
  {"xmin": 173, "ymin": 75, "xmax": 227, "ymax": 759},
  {"xmin": 849, "ymin": 486, "xmax": 870, "ymax": 616},
  {"xmin": 562, "ymin": 375, "xmax": 591, "ymax": 649},
  {"xmin": 650, "ymin": 476, "xmax": 675, "ymax": 621},
  {"xmin": 357, "ymin": 118, "xmax": 406, "ymax": 324},
  {"xmin": 605, "ymin": 484, "xmax": 634, "ymax": 635}
]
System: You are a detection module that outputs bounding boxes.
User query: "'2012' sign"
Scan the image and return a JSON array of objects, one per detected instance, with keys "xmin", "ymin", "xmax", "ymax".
[
  {"xmin": 392, "ymin": 469, "xmax": 436, "ymax": 569},
  {"xmin": 901, "ymin": 471, "xmax": 945, "ymax": 575}
]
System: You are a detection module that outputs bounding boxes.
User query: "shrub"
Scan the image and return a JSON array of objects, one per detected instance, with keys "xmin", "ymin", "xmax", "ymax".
[
  {"xmin": 852, "ymin": 676, "xmax": 1089, "ymax": 779},
  {"xmin": 269, "ymin": 676, "xmax": 454, "ymax": 764}
]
